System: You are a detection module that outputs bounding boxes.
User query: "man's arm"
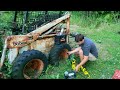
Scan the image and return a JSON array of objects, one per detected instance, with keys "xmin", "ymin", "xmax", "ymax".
[
  {"xmin": 67, "ymin": 47, "xmax": 81, "ymax": 55},
  {"xmin": 75, "ymin": 45, "xmax": 90, "ymax": 72},
  {"xmin": 75, "ymin": 55, "xmax": 89, "ymax": 72}
]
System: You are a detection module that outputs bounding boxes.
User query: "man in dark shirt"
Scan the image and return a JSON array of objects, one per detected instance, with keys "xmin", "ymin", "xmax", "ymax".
[{"xmin": 67, "ymin": 34, "xmax": 98, "ymax": 72}]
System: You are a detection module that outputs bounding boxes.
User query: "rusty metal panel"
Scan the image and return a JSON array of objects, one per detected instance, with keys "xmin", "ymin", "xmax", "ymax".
[
  {"xmin": 8, "ymin": 37, "xmax": 55, "ymax": 63},
  {"xmin": 30, "ymin": 37, "xmax": 55, "ymax": 56},
  {"xmin": 8, "ymin": 48, "xmax": 18, "ymax": 64},
  {"xmin": 19, "ymin": 45, "xmax": 29, "ymax": 54},
  {"xmin": 7, "ymin": 34, "xmax": 39, "ymax": 48}
]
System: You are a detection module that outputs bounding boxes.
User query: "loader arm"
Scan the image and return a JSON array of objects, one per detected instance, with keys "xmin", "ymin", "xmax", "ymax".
[{"xmin": 7, "ymin": 12, "xmax": 70, "ymax": 49}]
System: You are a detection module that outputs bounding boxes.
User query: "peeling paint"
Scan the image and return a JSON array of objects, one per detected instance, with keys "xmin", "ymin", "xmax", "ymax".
[
  {"xmin": 19, "ymin": 45, "xmax": 29, "ymax": 54},
  {"xmin": 8, "ymin": 48, "xmax": 18, "ymax": 64},
  {"xmin": 30, "ymin": 37, "xmax": 54, "ymax": 55},
  {"xmin": 8, "ymin": 37, "xmax": 55, "ymax": 63}
]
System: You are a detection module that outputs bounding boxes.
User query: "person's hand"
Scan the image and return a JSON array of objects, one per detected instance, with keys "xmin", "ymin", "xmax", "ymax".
[
  {"xmin": 67, "ymin": 52, "xmax": 71, "ymax": 55},
  {"xmin": 75, "ymin": 64, "xmax": 80, "ymax": 72}
]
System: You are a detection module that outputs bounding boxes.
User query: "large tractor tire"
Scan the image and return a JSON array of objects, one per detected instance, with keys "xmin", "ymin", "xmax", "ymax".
[
  {"xmin": 49, "ymin": 43, "xmax": 71, "ymax": 66},
  {"xmin": 11, "ymin": 49, "xmax": 48, "ymax": 79}
]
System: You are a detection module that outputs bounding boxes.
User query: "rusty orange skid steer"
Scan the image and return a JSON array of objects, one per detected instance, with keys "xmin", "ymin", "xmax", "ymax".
[{"xmin": 0, "ymin": 12, "xmax": 71, "ymax": 79}]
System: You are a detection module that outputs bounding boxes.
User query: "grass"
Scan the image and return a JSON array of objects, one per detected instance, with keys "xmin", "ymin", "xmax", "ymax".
[{"xmin": 39, "ymin": 11, "xmax": 120, "ymax": 79}]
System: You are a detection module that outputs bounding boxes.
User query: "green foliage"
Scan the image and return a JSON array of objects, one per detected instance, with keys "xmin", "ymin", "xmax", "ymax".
[
  {"xmin": 0, "ymin": 36, "xmax": 3, "ymax": 56},
  {"xmin": 0, "ymin": 12, "xmax": 14, "ymax": 30},
  {"xmin": 70, "ymin": 11, "xmax": 120, "ymax": 29},
  {"xmin": 1, "ymin": 60, "xmax": 12, "ymax": 79}
]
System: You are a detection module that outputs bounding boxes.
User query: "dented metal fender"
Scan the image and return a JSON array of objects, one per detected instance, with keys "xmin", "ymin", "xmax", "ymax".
[{"xmin": 7, "ymin": 37, "xmax": 55, "ymax": 64}]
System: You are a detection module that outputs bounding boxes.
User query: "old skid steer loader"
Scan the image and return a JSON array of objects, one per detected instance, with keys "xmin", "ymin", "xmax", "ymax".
[{"xmin": 0, "ymin": 12, "xmax": 71, "ymax": 79}]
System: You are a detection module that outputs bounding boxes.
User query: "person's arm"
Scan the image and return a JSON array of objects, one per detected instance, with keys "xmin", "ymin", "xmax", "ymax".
[
  {"xmin": 75, "ymin": 45, "xmax": 90, "ymax": 72},
  {"xmin": 67, "ymin": 47, "xmax": 81, "ymax": 55},
  {"xmin": 75, "ymin": 55, "xmax": 89, "ymax": 72}
]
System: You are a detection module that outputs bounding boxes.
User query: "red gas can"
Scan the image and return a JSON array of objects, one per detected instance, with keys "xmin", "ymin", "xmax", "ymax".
[{"xmin": 112, "ymin": 70, "xmax": 120, "ymax": 79}]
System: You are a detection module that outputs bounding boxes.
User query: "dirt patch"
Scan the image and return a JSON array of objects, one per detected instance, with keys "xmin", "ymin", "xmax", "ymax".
[
  {"xmin": 69, "ymin": 24, "xmax": 80, "ymax": 48},
  {"xmin": 95, "ymin": 43, "xmax": 112, "ymax": 60},
  {"xmin": 69, "ymin": 36, "xmax": 78, "ymax": 48},
  {"xmin": 70, "ymin": 25, "xmax": 80, "ymax": 32}
]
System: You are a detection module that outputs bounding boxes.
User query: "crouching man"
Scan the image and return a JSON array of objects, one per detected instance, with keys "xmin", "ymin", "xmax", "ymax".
[{"xmin": 67, "ymin": 34, "xmax": 98, "ymax": 72}]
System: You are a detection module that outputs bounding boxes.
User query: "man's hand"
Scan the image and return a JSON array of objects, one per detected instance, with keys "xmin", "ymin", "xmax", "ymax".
[
  {"xmin": 75, "ymin": 56, "xmax": 89, "ymax": 72},
  {"xmin": 75, "ymin": 64, "xmax": 80, "ymax": 72},
  {"xmin": 67, "ymin": 47, "xmax": 81, "ymax": 56},
  {"xmin": 67, "ymin": 52, "xmax": 71, "ymax": 55}
]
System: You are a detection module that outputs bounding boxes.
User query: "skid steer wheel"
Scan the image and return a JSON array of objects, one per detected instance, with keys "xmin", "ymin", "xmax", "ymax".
[
  {"xmin": 11, "ymin": 49, "xmax": 48, "ymax": 79},
  {"xmin": 49, "ymin": 43, "xmax": 71, "ymax": 66}
]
